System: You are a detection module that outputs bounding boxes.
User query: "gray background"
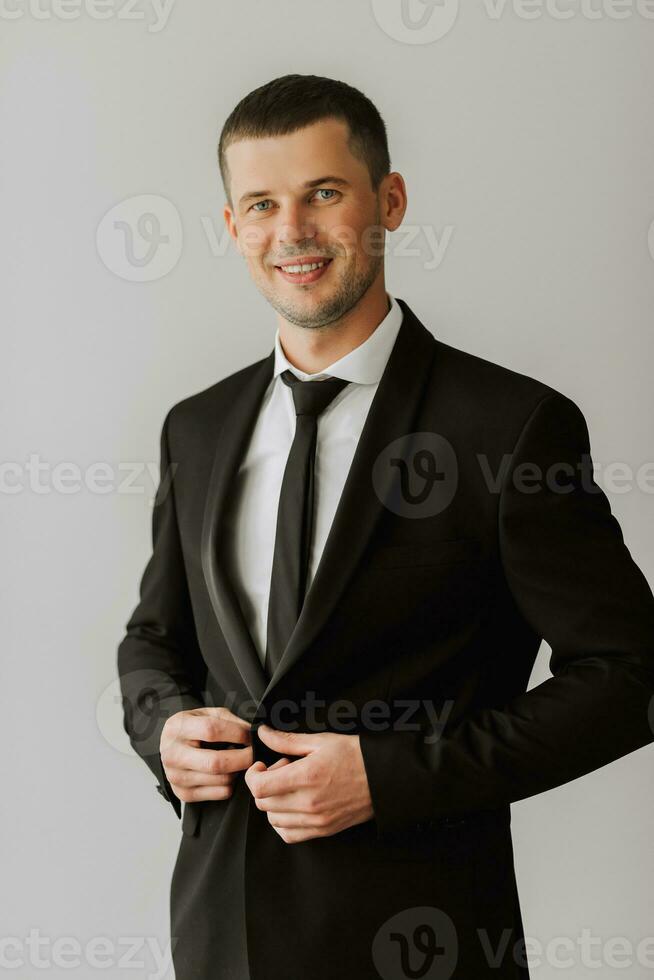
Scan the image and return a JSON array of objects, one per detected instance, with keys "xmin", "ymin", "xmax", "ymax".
[{"xmin": 3, "ymin": 1, "xmax": 654, "ymax": 977}]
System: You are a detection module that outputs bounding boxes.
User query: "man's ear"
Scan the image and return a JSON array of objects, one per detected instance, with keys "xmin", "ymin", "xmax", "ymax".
[
  {"xmin": 380, "ymin": 171, "xmax": 407, "ymax": 233},
  {"xmin": 224, "ymin": 205, "xmax": 241, "ymax": 254}
]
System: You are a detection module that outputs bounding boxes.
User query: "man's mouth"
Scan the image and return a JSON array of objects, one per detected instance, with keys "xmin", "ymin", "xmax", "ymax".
[{"xmin": 274, "ymin": 257, "xmax": 333, "ymax": 285}]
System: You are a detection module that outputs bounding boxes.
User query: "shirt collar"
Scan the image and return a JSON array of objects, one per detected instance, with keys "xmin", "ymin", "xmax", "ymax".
[{"xmin": 273, "ymin": 293, "xmax": 404, "ymax": 385}]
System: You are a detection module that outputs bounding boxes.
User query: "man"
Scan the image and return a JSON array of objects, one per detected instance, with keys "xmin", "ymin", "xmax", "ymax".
[{"xmin": 117, "ymin": 74, "xmax": 654, "ymax": 980}]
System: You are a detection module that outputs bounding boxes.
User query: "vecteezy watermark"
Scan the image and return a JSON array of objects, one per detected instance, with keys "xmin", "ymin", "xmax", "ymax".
[
  {"xmin": 371, "ymin": 0, "xmax": 460, "ymax": 44},
  {"xmin": 0, "ymin": 0, "xmax": 176, "ymax": 31},
  {"xmin": 4, "ymin": 446, "xmax": 654, "ymax": 501},
  {"xmin": 372, "ymin": 432, "xmax": 654, "ymax": 518},
  {"xmin": 511, "ymin": 928, "xmax": 654, "ymax": 970},
  {"xmin": 372, "ymin": 912, "xmax": 654, "ymax": 978},
  {"xmin": 105, "ymin": 673, "xmax": 210, "ymax": 757},
  {"xmin": 481, "ymin": 0, "xmax": 654, "ymax": 20},
  {"xmin": 4, "ymin": 448, "xmax": 654, "ymax": 502},
  {"xmin": 104, "ymin": 676, "xmax": 456, "ymax": 757},
  {"xmin": 96, "ymin": 196, "xmax": 454, "ymax": 283},
  {"xmin": 370, "ymin": 0, "xmax": 654, "ymax": 43},
  {"xmin": 0, "ymin": 454, "xmax": 167, "ymax": 501},
  {"xmin": 373, "ymin": 907, "xmax": 459, "ymax": 980},
  {"xmin": 0, "ymin": 930, "xmax": 176, "ymax": 977},
  {"xmin": 96, "ymin": 194, "xmax": 183, "ymax": 281},
  {"xmin": 253, "ymin": 694, "xmax": 454, "ymax": 745},
  {"xmin": 373, "ymin": 433, "xmax": 459, "ymax": 519},
  {"xmin": 201, "ymin": 216, "xmax": 454, "ymax": 271}
]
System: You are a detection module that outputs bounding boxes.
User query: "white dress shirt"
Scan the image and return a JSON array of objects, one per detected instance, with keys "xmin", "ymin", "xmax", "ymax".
[{"xmin": 223, "ymin": 293, "xmax": 404, "ymax": 664}]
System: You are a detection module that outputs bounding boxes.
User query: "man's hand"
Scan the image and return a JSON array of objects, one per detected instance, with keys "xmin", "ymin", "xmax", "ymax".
[
  {"xmin": 244, "ymin": 724, "xmax": 374, "ymax": 843},
  {"xmin": 160, "ymin": 706, "xmax": 253, "ymax": 803}
]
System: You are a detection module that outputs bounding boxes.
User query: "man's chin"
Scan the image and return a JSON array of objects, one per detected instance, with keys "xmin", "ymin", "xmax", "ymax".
[
  {"xmin": 261, "ymin": 288, "xmax": 341, "ymax": 330},
  {"xmin": 272, "ymin": 304, "xmax": 337, "ymax": 330}
]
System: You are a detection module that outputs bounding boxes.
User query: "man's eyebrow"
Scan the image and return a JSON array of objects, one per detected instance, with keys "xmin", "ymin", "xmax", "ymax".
[{"xmin": 238, "ymin": 176, "xmax": 350, "ymax": 208}]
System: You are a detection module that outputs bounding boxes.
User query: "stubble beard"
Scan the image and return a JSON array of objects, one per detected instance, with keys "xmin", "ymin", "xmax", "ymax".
[{"xmin": 256, "ymin": 217, "xmax": 385, "ymax": 331}]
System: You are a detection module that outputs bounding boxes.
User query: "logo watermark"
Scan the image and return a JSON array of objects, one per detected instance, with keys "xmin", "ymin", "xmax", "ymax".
[
  {"xmin": 372, "ymin": 432, "xmax": 654, "ymax": 519},
  {"xmin": 371, "ymin": 0, "xmax": 654, "ymax": 43},
  {"xmin": 373, "ymin": 433, "xmax": 459, "ymax": 520},
  {"xmin": 0, "ymin": 930, "xmax": 175, "ymax": 977},
  {"xmin": 105, "ymin": 675, "xmax": 457, "ymax": 756},
  {"xmin": 96, "ymin": 194, "xmax": 454, "ymax": 283},
  {"xmin": 372, "ymin": 912, "xmax": 654, "ymax": 977},
  {"xmin": 0, "ymin": 0, "xmax": 176, "ymax": 30},
  {"xmin": 96, "ymin": 194, "xmax": 183, "ymax": 282},
  {"xmin": 4, "ymin": 447, "xmax": 654, "ymax": 501},
  {"xmin": 371, "ymin": 0, "xmax": 460, "ymax": 43},
  {"xmin": 373, "ymin": 907, "xmax": 458, "ymax": 979},
  {"xmin": 482, "ymin": 0, "xmax": 654, "ymax": 20}
]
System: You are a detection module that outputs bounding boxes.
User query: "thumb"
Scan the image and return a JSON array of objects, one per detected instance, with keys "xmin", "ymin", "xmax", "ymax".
[
  {"xmin": 257, "ymin": 724, "xmax": 319, "ymax": 756},
  {"xmin": 247, "ymin": 760, "xmax": 267, "ymax": 774}
]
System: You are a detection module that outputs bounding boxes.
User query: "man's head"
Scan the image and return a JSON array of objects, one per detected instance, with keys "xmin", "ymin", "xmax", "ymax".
[{"xmin": 219, "ymin": 74, "xmax": 406, "ymax": 330}]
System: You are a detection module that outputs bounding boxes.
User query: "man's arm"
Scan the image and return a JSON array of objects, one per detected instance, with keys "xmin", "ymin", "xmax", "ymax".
[
  {"xmin": 117, "ymin": 407, "xmax": 206, "ymax": 820},
  {"xmin": 359, "ymin": 392, "xmax": 654, "ymax": 835}
]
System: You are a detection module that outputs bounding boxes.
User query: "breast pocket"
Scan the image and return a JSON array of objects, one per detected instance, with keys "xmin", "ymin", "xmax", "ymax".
[{"xmin": 372, "ymin": 537, "xmax": 482, "ymax": 570}]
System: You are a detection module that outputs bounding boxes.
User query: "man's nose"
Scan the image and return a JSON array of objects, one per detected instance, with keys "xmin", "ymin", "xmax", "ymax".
[{"xmin": 275, "ymin": 203, "xmax": 318, "ymax": 245}]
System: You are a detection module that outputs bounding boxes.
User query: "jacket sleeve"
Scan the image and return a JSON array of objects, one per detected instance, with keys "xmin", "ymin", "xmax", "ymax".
[
  {"xmin": 359, "ymin": 391, "xmax": 654, "ymax": 835},
  {"xmin": 117, "ymin": 407, "xmax": 206, "ymax": 819}
]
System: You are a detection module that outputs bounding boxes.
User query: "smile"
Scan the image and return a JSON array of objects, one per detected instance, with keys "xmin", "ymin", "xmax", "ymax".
[{"xmin": 274, "ymin": 258, "xmax": 333, "ymax": 284}]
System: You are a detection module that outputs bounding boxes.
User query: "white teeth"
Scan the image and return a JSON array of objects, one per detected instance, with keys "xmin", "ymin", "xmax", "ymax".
[{"xmin": 281, "ymin": 261, "xmax": 328, "ymax": 274}]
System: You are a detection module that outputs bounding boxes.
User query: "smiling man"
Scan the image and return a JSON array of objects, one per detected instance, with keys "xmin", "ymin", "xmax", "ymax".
[
  {"xmin": 222, "ymin": 111, "xmax": 402, "ymax": 364},
  {"xmin": 117, "ymin": 74, "xmax": 654, "ymax": 980}
]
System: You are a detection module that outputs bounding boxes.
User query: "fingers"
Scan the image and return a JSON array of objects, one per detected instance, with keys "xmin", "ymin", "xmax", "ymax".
[
  {"xmin": 245, "ymin": 755, "xmax": 306, "ymax": 799},
  {"xmin": 167, "ymin": 764, "xmax": 242, "ymax": 803},
  {"xmin": 165, "ymin": 768, "xmax": 234, "ymax": 789},
  {"xmin": 172, "ymin": 781, "xmax": 236, "ymax": 803},
  {"xmin": 254, "ymin": 792, "xmax": 304, "ymax": 813},
  {"xmin": 170, "ymin": 707, "xmax": 253, "ymax": 747},
  {"xmin": 267, "ymin": 811, "xmax": 328, "ymax": 830},
  {"xmin": 162, "ymin": 743, "xmax": 254, "ymax": 778}
]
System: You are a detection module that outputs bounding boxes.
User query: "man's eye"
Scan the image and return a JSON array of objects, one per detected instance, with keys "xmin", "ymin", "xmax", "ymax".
[{"xmin": 249, "ymin": 189, "xmax": 338, "ymax": 212}]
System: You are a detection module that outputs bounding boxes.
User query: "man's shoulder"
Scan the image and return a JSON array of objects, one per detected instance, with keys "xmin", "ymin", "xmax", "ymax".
[
  {"xmin": 430, "ymin": 335, "xmax": 573, "ymax": 421},
  {"xmin": 401, "ymin": 300, "xmax": 570, "ymax": 417}
]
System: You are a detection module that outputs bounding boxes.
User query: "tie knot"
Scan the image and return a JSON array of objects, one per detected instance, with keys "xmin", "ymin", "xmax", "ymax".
[{"xmin": 280, "ymin": 369, "xmax": 350, "ymax": 418}]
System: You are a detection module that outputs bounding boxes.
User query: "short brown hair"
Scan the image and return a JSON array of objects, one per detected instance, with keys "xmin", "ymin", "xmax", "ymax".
[{"xmin": 218, "ymin": 74, "xmax": 391, "ymax": 208}]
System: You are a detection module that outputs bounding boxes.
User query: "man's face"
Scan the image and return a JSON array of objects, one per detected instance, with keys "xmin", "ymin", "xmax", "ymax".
[{"xmin": 224, "ymin": 118, "xmax": 390, "ymax": 329}]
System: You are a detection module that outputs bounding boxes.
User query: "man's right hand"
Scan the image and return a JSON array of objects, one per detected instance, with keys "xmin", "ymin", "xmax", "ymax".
[{"xmin": 160, "ymin": 706, "xmax": 253, "ymax": 803}]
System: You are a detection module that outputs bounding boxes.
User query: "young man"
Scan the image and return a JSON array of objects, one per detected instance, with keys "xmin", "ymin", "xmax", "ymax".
[{"xmin": 117, "ymin": 74, "xmax": 654, "ymax": 980}]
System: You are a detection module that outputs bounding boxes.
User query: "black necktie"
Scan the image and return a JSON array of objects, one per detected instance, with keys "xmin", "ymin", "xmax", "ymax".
[{"xmin": 264, "ymin": 369, "xmax": 351, "ymax": 677}]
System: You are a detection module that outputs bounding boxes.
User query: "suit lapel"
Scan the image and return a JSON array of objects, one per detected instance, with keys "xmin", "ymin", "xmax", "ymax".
[
  {"xmin": 201, "ymin": 299, "xmax": 438, "ymax": 706},
  {"xmin": 262, "ymin": 299, "xmax": 437, "ymax": 697},
  {"xmin": 200, "ymin": 353, "xmax": 274, "ymax": 704}
]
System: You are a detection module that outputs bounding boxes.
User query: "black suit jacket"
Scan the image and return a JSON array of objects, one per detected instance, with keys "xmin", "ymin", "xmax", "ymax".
[{"xmin": 117, "ymin": 298, "xmax": 654, "ymax": 980}]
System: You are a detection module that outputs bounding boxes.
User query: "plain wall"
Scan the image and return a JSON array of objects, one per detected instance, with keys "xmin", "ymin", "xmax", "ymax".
[{"xmin": 3, "ymin": 2, "xmax": 653, "ymax": 977}]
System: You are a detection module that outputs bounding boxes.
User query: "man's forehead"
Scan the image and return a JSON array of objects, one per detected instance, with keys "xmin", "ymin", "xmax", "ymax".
[
  {"xmin": 226, "ymin": 120, "xmax": 360, "ymax": 197},
  {"xmin": 227, "ymin": 117, "xmax": 351, "ymax": 161}
]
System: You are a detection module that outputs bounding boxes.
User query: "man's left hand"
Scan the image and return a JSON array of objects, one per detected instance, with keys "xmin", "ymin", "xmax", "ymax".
[{"xmin": 244, "ymin": 725, "xmax": 374, "ymax": 843}]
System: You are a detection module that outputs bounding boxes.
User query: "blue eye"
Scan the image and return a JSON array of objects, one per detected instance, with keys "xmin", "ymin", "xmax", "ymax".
[{"xmin": 249, "ymin": 189, "xmax": 339, "ymax": 213}]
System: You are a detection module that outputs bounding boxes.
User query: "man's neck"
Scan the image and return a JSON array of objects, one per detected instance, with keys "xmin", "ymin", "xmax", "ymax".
[{"xmin": 277, "ymin": 287, "xmax": 391, "ymax": 375}]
